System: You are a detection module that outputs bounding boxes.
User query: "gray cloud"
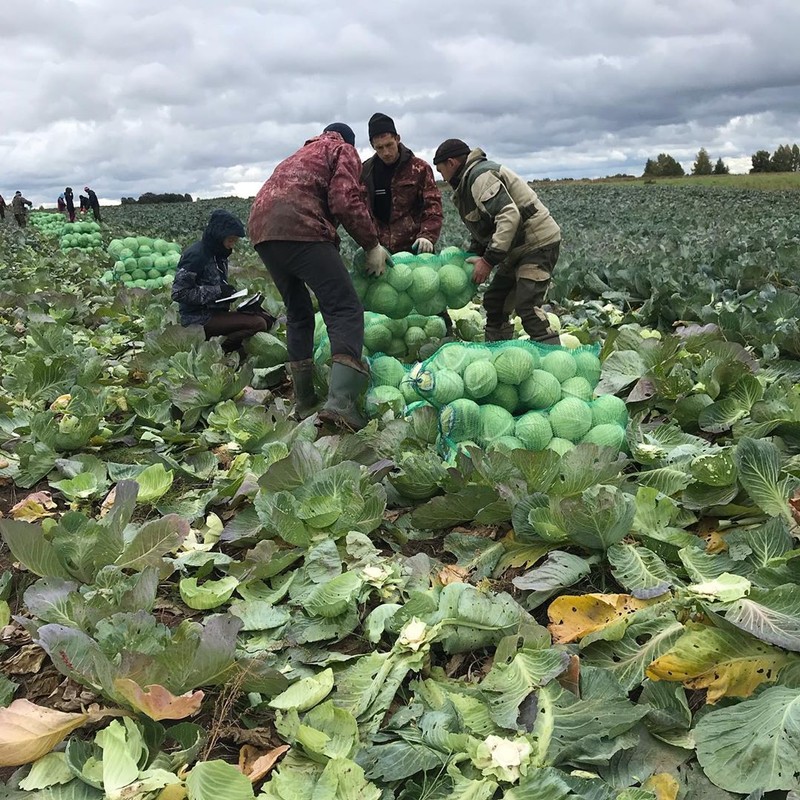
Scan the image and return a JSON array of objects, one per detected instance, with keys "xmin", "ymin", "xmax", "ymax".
[{"xmin": 2, "ymin": 0, "xmax": 799, "ymax": 204}]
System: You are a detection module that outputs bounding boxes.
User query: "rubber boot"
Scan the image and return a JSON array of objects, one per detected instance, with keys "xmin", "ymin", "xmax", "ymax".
[
  {"xmin": 289, "ymin": 360, "xmax": 321, "ymax": 420},
  {"xmin": 317, "ymin": 361, "xmax": 369, "ymax": 432}
]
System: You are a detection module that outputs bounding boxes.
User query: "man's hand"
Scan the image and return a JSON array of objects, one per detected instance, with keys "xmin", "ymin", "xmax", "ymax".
[
  {"xmin": 364, "ymin": 245, "xmax": 394, "ymax": 277},
  {"xmin": 467, "ymin": 256, "xmax": 493, "ymax": 284},
  {"xmin": 412, "ymin": 237, "xmax": 434, "ymax": 254}
]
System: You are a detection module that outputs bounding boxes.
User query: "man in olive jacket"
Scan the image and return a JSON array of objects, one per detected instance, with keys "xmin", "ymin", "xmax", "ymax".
[{"xmin": 434, "ymin": 140, "xmax": 561, "ymax": 343}]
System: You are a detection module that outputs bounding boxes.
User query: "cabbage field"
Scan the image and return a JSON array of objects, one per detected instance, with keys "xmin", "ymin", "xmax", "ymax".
[{"xmin": 1, "ymin": 183, "xmax": 800, "ymax": 799}]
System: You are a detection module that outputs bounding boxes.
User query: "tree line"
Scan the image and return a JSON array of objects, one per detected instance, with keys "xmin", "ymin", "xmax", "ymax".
[
  {"xmin": 643, "ymin": 142, "xmax": 800, "ymax": 178},
  {"xmin": 120, "ymin": 192, "xmax": 194, "ymax": 205},
  {"xmin": 750, "ymin": 143, "xmax": 800, "ymax": 173}
]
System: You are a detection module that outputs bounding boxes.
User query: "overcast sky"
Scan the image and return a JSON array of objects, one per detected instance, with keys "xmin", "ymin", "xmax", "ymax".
[{"xmin": 3, "ymin": 0, "xmax": 799, "ymax": 204}]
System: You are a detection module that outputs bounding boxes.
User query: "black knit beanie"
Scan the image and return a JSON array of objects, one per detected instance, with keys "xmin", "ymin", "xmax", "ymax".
[
  {"xmin": 433, "ymin": 138, "xmax": 470, "ymax": 164},
  {"xmin": 368, "ymin": 113, "xmax": 397, "ymax": 141},
  {"xmin": 323, "ymin": 122, "xmax": 356, "ymax": 146}
]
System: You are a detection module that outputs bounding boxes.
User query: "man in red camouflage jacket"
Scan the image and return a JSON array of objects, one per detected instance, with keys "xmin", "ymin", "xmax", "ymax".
[
  {"xmin": 248, "ymin": 122, "xmax": 393, "ymax": 432},
  {"xmin": 361, "ymin": 113, "xmax": 443, "ymax": 255}
]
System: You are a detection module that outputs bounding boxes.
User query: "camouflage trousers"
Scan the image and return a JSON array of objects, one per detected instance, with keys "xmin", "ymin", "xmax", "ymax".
[{"xmin": 483, "ymin": 241, "xmax": 560, "ymax": 343}]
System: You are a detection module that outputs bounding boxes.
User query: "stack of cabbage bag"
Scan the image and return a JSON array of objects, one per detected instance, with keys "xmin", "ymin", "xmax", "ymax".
[
  {"xmin": 404, "ymin": 341, "xmax": 627, "ymax": 455},
  {"xmin": 102, "ymin": 237, "xmax": 182, "ymax": 289},
  {"xmin": 350, "ymin": 246, "xmax": 476, "ymax": 318},
  {"xmin": 59, "ymin": 220, "xmax": 104, "ymax": 252}
]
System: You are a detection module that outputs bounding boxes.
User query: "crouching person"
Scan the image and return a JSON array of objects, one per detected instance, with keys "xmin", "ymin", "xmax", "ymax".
[
  {"xmin": 171, "ymin": 209, "xmax": 270, "ymax": 354},
  {"xmin": 248, "ymin": 122, "xmax": 392, "ymax": 429}
]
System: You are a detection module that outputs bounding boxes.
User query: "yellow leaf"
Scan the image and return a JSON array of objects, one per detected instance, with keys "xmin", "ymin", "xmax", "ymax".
[
  {"xmin": 642, "ymin": 773, "xmax": 679, "ymax": 800},
  {"xmin": 0, "ymin": 700, "xmax": 88, "ymax": 767},
  {"xmin": 547, "ymin": 593, "xmax": 660, "ymax": 644},
  {"xmin": 10, "ymin": 492, "xmax": 57, "ymax": 522},
  {"xmin": 238, "ymin": 743, "xmax": 290, "ymax": 783},
  {"xmin": 645, "ymin": 624, "xmax": 790, "ymax": 703},
  {"xmin": 114, "ymin": 679, "xmax": 204, "ymax": 721}
]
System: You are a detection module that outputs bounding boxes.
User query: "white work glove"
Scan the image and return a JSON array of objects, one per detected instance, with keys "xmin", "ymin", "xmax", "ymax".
[
  {"xmin": 412, "ymin": 237, "xmax": 434, "ymax": 254},
  {"xmin": 364, "ymin": 245, "xmax": 394, "ymax": 277}
]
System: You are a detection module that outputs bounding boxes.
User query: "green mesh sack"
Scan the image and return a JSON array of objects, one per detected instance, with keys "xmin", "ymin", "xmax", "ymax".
[
  {"xmin": 484, "ymin": 383, "xmax": 519, "ymax": 414},
  {"xmin": 478, "ymin": 404, "xmax": 516, "ymax": 446},
  {"xmin": 350, "ymin": 247, "xmax": 476, "ymax": 316},
  {"xmin": 370, "ymin": 355, "xmax": 407, "ymax": 388},
  {"xmin": 560, "ymin": 376, "xmax": 594, "ymax": 402},
  {"xmin": 515, "ymin": 411, "xmax": 553, "ymax": 450},
  {"xmin": 548, "ymin": 397, "xmax": 593, "ymax": 443},
  {"xmin": 590, "ymin": 394, "xmax": 628, "ymax": 428},
  {"xmin": 540, "ymin": 350, "xmax": 577, "ymax": 382},
  {"xmin": 438, "ymin": 398, "xmax": 482, "ymax": 443},
  {"xmin": 518, "ymin": 369, "xmax": 562, "ymax": 410},
  {"xmin": 410, "ymin": 364, "xmax": 464, "ymax": 406},
  {"xmin": 463, "ymin": 360, "xmax": 498, "ymax": 400},
  {"xmin": 581, "ymin": 423, "xmax": 626, "ymax": 449}
]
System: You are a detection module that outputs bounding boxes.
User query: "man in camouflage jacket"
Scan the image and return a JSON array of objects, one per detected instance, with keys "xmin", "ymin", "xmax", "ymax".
[
  {"xmin": 248, "ymin": 123, "xmax": 392, "ymax": 431},
  {"xmin": 434, "ymin": 140, "xmax": 561, "ymax": 343},
  {"xmin": 361, "ymin": 113, "xmax": 443, "ymax": 254},
  {"xmin": 10, "ymin": 192, "xmax": 33, "ymax": 227}
]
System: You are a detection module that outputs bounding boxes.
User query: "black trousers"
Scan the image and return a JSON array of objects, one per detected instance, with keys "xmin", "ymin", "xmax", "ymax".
[
  {"xmin": 255, "ymin": 240, "xmax": 364, "ymax": 362},
  {"xmin": 483, "ymin": 242, "xmax": 561, "ymax": 342},
  {"xmin": 204, "ymin": 311, "xmax": 269, "ymax": 352}
]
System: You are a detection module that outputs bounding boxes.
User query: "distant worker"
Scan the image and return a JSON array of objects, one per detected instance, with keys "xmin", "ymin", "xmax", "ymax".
[
  {"xmin": 248, "ymin": 122, "xmax": 392, "ymax": 430},
  {"xmin": 64, "ymin": 187, "xmax": 76, "ymax": 222},
  {"xmin": 0, "ymin": 194, "xmax": 6, "ymax": 221},
  {"xmin": 10, "ymin": 191, "xmax": 33, "ymax": 227},
  {"xmin": 433, "ymin": 139, "xmax": 562, "ymax": 344},
  {"xmin": 84, "ymin": 186, "xmax": 101, "ymax": 222},
  {"xmin": 79, "ymin": 194, "xmax": 89, "ymax": 214},
  {"xmin": 172, "ymin": 209, "xmax": 274, "ymax": 355},
  {"xmin": 57, "ymin": 193, "xmax": 66, "ymax": 215}
]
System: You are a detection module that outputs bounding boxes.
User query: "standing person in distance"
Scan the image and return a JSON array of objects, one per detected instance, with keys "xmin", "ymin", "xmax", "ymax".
[
  {"xmin": 64, "ymin": 187, "xmax": 76, "ymax": 222},
  {"xmin": 0, "ymin": 194, "xmax": 6, "ymax": 221},
  {"xmin": 248, "ymin": 122, "xmax": 392, "ymax": 430},
  {"xmin": 171, "ymin": 209, "xmax": 273, "ymax": 355},
  {"xmin": 11, "ymin": 191, "xmax": 33, "ymax": 227},
  {"xmin": 433, "ymin": 139, "xmax": 562, "ymax": 344},
  {"xmin": 84, "ymin": 186, "xmax": 101, "ymax": 222},
  {"xmin": 361, "ymin": 112, "xmax": 443, "ymax": 256}
]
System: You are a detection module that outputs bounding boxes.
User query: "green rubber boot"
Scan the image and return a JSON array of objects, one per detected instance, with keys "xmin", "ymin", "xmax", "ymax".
[
  {"xmin": 289, "ymin": 360, "xmax": 321, "ymax": 420},
  {"xmin": 317, "ymin": 361, "xmax": 369, "ymax": 432}
]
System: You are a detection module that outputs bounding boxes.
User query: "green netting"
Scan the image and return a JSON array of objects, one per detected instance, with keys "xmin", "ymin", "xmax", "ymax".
[
  {"xmin": 102, "ymin": 236, "xmax": 180, "ymax": 289},
  {"xmin": 313, "ymin": 311, "xmax": 451, "ymax": 367},
  {"xmin": 408, "ymin": 339, "xmax": 602, "ymax": 413},
  {"xmin": 350, "ymin": 247, "xmax": 478, "ymax": 318},
  {"xmin": 436, "ymin": 393, "xmax": 628, "ymax": 459}
]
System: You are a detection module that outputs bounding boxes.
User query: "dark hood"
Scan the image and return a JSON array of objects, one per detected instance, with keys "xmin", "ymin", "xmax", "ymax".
[{"xmin": 202, "ymin": 209, "xmax": 246, "ymax": 256}]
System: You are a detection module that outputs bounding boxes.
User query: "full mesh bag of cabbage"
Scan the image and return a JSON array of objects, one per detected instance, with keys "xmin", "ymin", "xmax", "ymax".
[{"xmin": 351, "ymin": 246, "xmax": 477, "ymax": 318}]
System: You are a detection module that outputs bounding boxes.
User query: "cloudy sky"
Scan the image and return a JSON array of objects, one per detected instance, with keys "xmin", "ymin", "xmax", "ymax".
[{"xmin": 3, "ymin": 0, "xmax": 799, "ymax": 204}]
